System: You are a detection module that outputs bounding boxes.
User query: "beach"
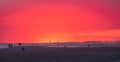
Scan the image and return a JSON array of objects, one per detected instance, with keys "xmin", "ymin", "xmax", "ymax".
[{"xmin": 0, "ymin": 47, "xmax": 120, "ymax": 62}]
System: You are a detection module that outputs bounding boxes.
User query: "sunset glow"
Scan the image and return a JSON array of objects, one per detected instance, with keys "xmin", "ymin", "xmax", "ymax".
[{"xmin": 0, "ymin": 0, "xmax": 120, "ymax": 43}]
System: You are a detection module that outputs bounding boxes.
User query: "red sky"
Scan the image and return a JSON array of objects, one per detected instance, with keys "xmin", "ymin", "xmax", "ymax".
[{"xmin": 0, "ymin": 0, "xmax": 120, "ymax": 43}]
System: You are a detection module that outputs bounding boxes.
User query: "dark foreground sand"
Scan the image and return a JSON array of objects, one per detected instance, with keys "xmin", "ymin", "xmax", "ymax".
[{"xmin": 0, "ymin": 47, "xmax": 120, "ymax": 62}]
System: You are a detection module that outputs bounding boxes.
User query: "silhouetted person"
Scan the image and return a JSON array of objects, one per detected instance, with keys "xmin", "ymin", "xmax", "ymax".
[
  {"xmin": 18, "ymin": 43, "xmax": 22, "ymax": 47},
  {"xmin": 88, "ymin": 44, "xmax": 90, "ymax": 48},
  {"xmin": 8, "ymin": 44, "xmax": 13, "ymax": 48},
  {"xmin": 8, "ymin": 44, "xmax": 11, "ymax": 48}
]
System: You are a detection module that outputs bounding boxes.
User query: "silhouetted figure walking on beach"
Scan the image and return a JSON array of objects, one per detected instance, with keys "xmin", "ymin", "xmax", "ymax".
[
  {"xmin": 18, "ymin": 43, "xmax": 22, "ymax": 47},
  {"xmin": 88, "ymin": 44, "xmax": 90, "ymax": 48},
  {"xmin": 8, "ymin": 44, "xmax": 13, "ymax": 48},
  {"xmin": 8, "ymin": 44, "xmax": 11, "ymax": 48}
]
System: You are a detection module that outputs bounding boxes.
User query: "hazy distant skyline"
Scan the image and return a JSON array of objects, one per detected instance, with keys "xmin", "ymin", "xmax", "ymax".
[{"xmin": 0, "ymin": 0, "xmax": 120, "ymax": 43}]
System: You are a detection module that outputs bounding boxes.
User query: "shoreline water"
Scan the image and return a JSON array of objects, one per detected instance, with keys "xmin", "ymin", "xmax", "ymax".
[{"xmin": 0, "ymin": 43, "xmax": 120, "ymax": 49}]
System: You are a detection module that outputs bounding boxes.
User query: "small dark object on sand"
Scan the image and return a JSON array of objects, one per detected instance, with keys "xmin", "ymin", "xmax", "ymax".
[{"xmin": 22, "ymin": 47, "xmax": 25, "ymax": 51}]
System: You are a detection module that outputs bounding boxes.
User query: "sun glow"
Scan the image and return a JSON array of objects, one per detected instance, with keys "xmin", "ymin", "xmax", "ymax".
[{"xmin": 37, "ymin": 33, "xmax": 68, "ymax": 43}]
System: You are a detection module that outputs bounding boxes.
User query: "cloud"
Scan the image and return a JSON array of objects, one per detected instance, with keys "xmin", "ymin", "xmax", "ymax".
[{"xmin": 79, "ymin": 29, "xmax": 120, "ymax": 37}]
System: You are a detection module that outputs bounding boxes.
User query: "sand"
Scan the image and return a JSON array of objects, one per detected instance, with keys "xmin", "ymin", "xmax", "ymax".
[{"xmin": 0, "ymin": 47, "xmax": 120, "ymax": 62}]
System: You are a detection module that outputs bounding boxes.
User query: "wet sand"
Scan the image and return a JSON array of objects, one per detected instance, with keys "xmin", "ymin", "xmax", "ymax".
[{"xmin": 0, "ymin": 47, "xmax": 120, "ymax": 62}]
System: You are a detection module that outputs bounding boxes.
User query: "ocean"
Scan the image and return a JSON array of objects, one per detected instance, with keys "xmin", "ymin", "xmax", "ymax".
[{"xmin": 0, "ymin": 44, "xmax": 8, "ymax": 49}]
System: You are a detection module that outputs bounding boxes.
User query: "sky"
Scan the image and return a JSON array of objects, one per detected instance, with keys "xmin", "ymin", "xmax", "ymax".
[{"xmin": 0, "ymin": 0, "xmax": 120, "ymax": 43}]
